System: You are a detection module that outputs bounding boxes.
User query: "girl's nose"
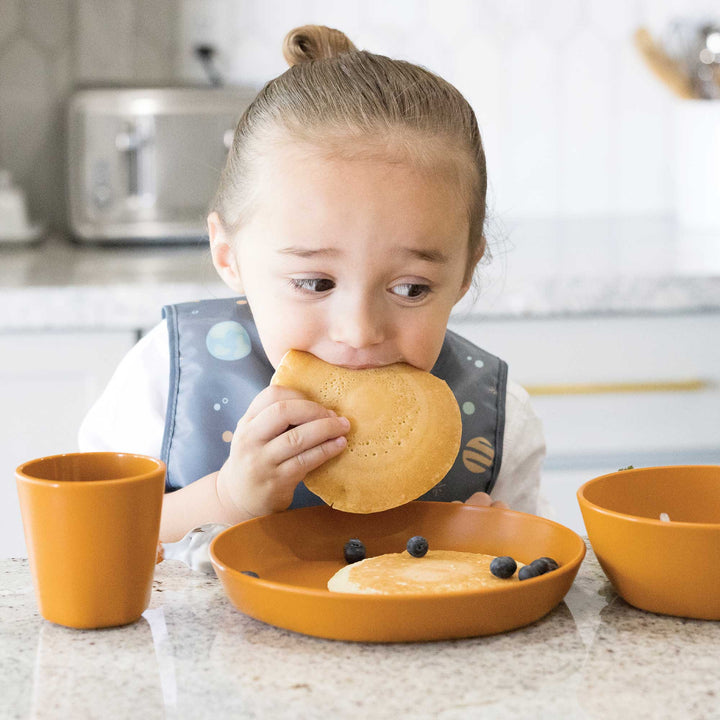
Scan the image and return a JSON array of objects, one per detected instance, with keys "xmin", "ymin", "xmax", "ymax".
[{"xmin": 330, "ymin": 295, "xmax": 385, "ymax": 349}]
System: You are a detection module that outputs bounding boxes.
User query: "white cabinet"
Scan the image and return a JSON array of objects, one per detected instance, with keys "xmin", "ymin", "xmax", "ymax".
[
  {"xmin": 0, "ymin": 331, "xmax": 136, "ymax": 558},
  {"xmin": 449, "ymin": 313, "xmax": 720, "ymax": 534}
]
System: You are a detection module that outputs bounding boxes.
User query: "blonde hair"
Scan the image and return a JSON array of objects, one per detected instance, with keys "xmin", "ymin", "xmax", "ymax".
[{"xmin": 213, "ymin": 25, "xmax": 488, "ymax": 275}]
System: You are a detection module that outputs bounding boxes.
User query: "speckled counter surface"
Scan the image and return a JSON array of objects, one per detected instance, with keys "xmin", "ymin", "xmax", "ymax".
[
  {"xmin": 2, "ymin": 217, "xmax": 720, "ymax": 331},
  {"xmin": 2, "ymin": 544, "xmax": 719, "ymax": 720}
]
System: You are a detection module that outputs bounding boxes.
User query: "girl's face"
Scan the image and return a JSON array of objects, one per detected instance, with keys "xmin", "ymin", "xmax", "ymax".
[{"xmin": 211, "ymin": 145, "xmax": 475, "ymax": 372}]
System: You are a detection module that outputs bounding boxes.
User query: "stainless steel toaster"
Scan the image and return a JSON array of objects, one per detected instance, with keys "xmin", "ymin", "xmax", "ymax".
[{"xmin": 67, "ymin": 86, "xmax": 256, "ymax": 244}]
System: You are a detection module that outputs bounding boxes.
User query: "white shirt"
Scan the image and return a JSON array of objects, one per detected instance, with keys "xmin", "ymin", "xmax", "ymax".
[{"xmin": 79, "ymin": 322, "xmax": 549, "ymax": 515}]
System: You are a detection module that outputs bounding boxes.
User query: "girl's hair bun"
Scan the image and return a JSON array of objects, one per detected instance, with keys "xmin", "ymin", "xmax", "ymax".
[{"xmin": 282, "ymin": 25, "xmax": 357, "ymax": 66}]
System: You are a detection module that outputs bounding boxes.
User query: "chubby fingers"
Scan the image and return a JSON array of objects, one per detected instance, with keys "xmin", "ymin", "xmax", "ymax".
[
  {"xmin": 242, "ymin": 384, "xmax": 309, "ymax": 423},
  {"xmin": 251, "ymin": 397, "xmax": 347, "ymax": 445},
  {"xmin": 240, "ymin": 385, "xmax": 340, "ymax": 440},
  {"xmin": 275, "ymin": 428, "xmax": 349, "ymax": 479},
  {"xmin": 266, "ymin": 411, "xmax": 350, "ymax": 468},
  {"xmin": 239, "ymin": 384, "xmax": 350, "ymax": 470},
  {"xmin": 465, "ymin": 492, "xmax": 509, "ymax": 510}
]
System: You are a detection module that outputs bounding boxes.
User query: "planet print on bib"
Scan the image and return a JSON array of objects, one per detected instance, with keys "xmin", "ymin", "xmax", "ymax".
[
  {"xmin": 462, "ymin": 436, "xmax": 495, "ymax": 473},
  {"xmin": 205, "ymin": 321, "xmax": 252, "ymax": 361}
]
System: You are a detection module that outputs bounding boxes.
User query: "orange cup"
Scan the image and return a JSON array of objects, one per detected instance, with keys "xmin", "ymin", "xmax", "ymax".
[{"xmin": 16, "ymin": 452, "xmax": 165, "ymax": 629}]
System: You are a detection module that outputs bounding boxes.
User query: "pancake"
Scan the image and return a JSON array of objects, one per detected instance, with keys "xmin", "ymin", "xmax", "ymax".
[
  {"xmin": 327, "ymin": 550, "xmax": 524, "ymax": 594},
  {"xmin": 271, "ymin": 350, "xmax": 462, "ymax": 513}
]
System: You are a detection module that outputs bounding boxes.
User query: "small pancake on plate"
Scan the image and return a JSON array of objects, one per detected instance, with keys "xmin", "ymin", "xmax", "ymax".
[
  {"xmin": 328, "ymin": 550, "xmax": 524, "ymax": 594},
  {"xmin": 271, "ymin": 350, "xmax": 462, "ymax": 513}
]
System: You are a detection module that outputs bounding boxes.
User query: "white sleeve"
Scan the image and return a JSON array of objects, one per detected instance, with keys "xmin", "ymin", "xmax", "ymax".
[
  {"xmin": 490, "ymin": 378, "xmax": 551, "ymax": 517},
  {"xmin": 78, "ymin": 321, "xmax": 170, "ymax": 459}
]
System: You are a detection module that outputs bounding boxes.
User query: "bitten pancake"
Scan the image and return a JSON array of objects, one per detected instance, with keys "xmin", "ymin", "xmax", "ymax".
[
  {"xmin": 328, "ymin": 550, "xmax": 524, "ymax": 594},
  {"xmin": 271, "ymin": 350, "xmax": 462, "ymax": 513}
]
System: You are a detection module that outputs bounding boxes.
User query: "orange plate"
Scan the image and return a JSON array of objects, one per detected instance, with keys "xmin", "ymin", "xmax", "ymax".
[{"xmin": 210, "ymin": 502, "xmax": 586, "ymax": 642}]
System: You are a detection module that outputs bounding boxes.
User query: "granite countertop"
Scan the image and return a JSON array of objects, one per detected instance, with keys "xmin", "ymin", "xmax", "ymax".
[
  {"xmin": 2, "ymin": 544, "xmax": 720, "ymax": 719},
  {"xmin": 2, "ymin": 217, "xmax": 720, "ymax": 331}
]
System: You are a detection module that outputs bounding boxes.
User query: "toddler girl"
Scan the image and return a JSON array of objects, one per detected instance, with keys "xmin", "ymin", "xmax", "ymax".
[{"xmin": 79, "ymin": 25, "xmax": 546, "ymax": 541}]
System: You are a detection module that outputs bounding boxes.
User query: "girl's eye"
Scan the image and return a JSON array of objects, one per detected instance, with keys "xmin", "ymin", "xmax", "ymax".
[
  {"xmin": 392, "ymin": 283, "xmax": 430, "ymax": 300},
  {"xmin": 290, "ymin": 278, "xmax": 335, "ymax": 293}
]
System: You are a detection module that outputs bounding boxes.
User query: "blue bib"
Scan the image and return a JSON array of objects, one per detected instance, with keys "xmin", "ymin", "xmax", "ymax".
[{"xmin": 161, "ymin": 297, "xmax": 507, "ymax": 507}]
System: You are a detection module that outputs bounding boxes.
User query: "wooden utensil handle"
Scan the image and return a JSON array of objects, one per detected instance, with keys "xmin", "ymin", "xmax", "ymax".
[{"xmin": 633, "ymin": 27, "xmax": 699, "ymax": 100}]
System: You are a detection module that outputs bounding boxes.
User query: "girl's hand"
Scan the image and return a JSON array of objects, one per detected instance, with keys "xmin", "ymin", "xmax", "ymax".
[
  {"xmin": 464, "ymin": 491, "xmax": 509, "ymax": 510},
  {"xmin": 216, "ymin": 384, "xmax": 350, "ymax": 520}
]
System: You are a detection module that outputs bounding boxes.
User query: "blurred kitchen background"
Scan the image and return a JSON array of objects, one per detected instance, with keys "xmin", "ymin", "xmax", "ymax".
[
  {"xmin": 0, "ymin": 0, "xmax": 719, "ymax": 231},
  {"xmin": 1, "ymin": 0, "xmax": 720, "ymax": 555}
]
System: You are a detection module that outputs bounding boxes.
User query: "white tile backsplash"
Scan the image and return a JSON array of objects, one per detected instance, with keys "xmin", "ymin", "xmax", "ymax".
[
  {"xmin": 76, "ymin": 0, "xmax": 136, "ymax": 81},
  {"xmin": 0, "ymin": 0, "xmax": 717, "ymax": 234},
  {"xmin": 23, "ymin": 1, "xmax": 73, "ymax": 50},
  {"xmin": 0, "ymin": 0, "xmax": 21, "ymax": 47}
]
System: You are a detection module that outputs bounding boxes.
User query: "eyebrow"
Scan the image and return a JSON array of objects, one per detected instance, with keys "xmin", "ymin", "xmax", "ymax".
[
  {"xmin": 277, "ymin": 246, "xmax": 340, "ymax": 258},
  {"xmin": 401, "ymin": 247, "xmax": 449, "ymax": 264},
  {"xmin": 277, "ymin": 246, "xmax": 449, "ymax": 263}
]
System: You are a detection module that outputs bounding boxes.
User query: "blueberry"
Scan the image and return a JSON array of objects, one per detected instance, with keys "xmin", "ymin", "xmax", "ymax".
[
  {"xmin": 518, "ymin": 565, "xmax": 542, "ymax": 581},
  {"xmin": 240, "ymin": 570, "xmax": 259, "ymax": 578},
  {"xmin": 406, "ymin": 536, "xmax": 429, "ymax": 558},
  {"xmin": 530, "ymin": 557, "xmax": 559, "ymax": 575},
  {"xmin": 489, "ymin": 556, "xmax": 517, "ymax": 579},
  {"xmin": 343, "ymin": 538, "xmax": 366, "ymax": 564}
]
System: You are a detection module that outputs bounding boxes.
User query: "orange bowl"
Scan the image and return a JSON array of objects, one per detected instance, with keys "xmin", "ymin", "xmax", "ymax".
[
  {"xmin": 210, "ymin": 501, "xmax": 585, "ymax": 642},
  {"xmin": 578, "ymin": 465, "xmax": 720, "ymax": 619}
]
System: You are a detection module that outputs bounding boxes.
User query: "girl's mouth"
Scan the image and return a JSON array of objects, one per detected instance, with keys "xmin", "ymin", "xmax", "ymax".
[
  {"xmin": 336, "ymin": 363, "xmax": 388, "ymax": 370},
  {"xmin": 302, "ymin": 349, "xmax": 405, "ymax": 370}
]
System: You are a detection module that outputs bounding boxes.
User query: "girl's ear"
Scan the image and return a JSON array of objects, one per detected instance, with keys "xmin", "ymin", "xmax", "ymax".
[
  {"xmin": 208, "ymin": 212, "xmax": 244, "ymax": 293},
  {"xmin": 455, "ymin": 276, "xmax": 473, "ymax": 304},
  {"xmin": 456, "ymin": 245, "xmax": 483, "ymax": 302}
]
